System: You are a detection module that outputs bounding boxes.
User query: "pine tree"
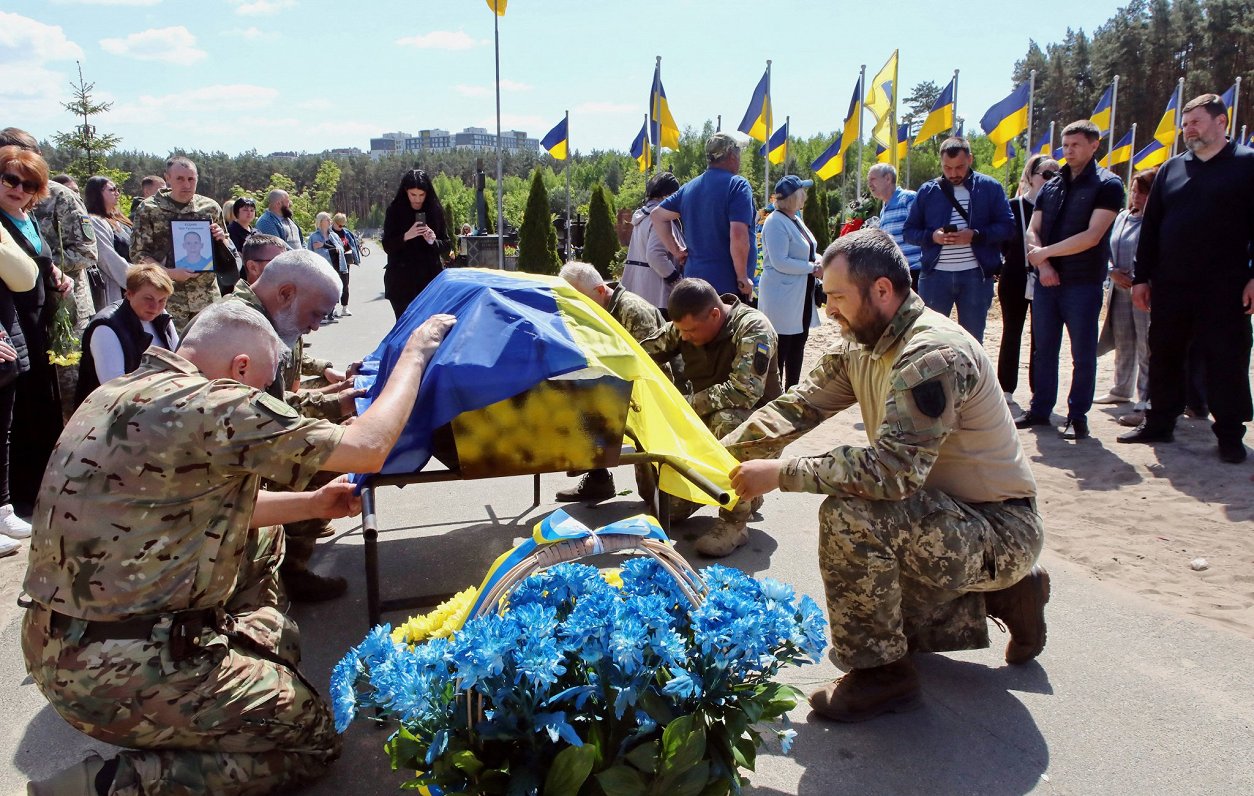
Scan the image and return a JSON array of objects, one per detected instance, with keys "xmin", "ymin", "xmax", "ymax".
[
  {"xmin": 582, "ymin": 184, "xmax": 618, "ymax": 278},
  {"xmin": 517, "ymin": 168, "xmax": 559, "ymax": 274},
  {"xmin": 802, "ymin": 181, "xmax": 832, "ymax": 254},
  {"xmin": 51, "ymin": 62, "xmax": 121, "ymax": 182}
]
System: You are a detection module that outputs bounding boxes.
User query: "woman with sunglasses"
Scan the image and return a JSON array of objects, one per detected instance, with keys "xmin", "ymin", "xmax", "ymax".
[
  {"xmin": 998, "ymin": 155, "xmax": 1060, "ymax": 404},
  {"xmin": 0, "ymin": 145, "xmax": 72, "ymax": 522},
  {"xmin": 83, "ymin": 175, "xmax": 133, "ymax": 307},
  {"xmin": 382, "ymin": 169, "xmax": 449, "ymax": 319}
]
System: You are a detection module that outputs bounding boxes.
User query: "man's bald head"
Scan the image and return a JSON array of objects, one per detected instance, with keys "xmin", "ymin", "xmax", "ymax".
[
  {"xmin": 252, "ymin": 249, "xmax": 342, "ymax": 343},
  {"xmin": 179, "ymin": 302, "xmax": 288, "ymax": 390}
]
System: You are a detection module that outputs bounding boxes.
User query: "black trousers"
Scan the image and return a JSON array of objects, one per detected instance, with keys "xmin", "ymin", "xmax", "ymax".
[
  {"xmin": 338, "ymin": 270, "xmax": 350, "ymax": 307},
  {"xmin": 1145, "ymin": 279, "xmax": 1252, "ymax": 442},
  {"xmin": 997, "ymin": 274, "xmax": 1034, "ymax": 395},
  {"xmin": 0, "ymin": 382, "xmax": 15, "ymax": 506},
  {"xmin": 777, "ymin": 331, "xmax": 810, "ymax": 390}
]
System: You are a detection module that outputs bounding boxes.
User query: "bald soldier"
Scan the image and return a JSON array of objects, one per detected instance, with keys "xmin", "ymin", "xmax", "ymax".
[
  {"xmin": 22, "ymin": 301, "xmax": 455, "ymax": 795},
  {"xmin": 724, "ymin": 229, "xmax": 1049, "ymax": 722}
]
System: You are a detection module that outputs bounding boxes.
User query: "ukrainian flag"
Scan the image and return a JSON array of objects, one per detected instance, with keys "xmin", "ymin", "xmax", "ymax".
[
  {"xmin": 992, "ymin": 137, "xmax": 1017, "ymax": 169},
  {"xmin": 354, "ymin": 269, "xmax": 737, "ymax": 506},
  {"xmin": 1220, "ymin": 82, "xmax": 1237, "ymax": 135},
  {"xmin": 1101, "ymin": 128, "xmax": 1134, "ymax": 168},
  {"xmin": 1090, "ymin": 85, "xmax": 1115, "ymax": 138},
  {"xmin": 759, "ymin": 120, "xmax": 788, "ymax": 165},
  {"xmin": 811, "ymin": 134, "xmax": 845, "ymax": 180},
  {"xmin": 737, "ymin": 68, "xmax": 772, "ymax": 142},
  {"xmin": 1152, "ymin": 89, "xmax": 1180, "ymax": 147},
  {"xmin": 913, "ymin": 78, "xmax": 955, "ymax": 145},
  {"xmin": 878, "ymin": 123, "xmax": 909, "ymax": 163},
  {"xmin": 1031, "ymin": 131, "xmax": 1051, "ymax": 157},
  {"xmin": 838, "ymin": 78, "xmax": 861, "ymax": 157},
  {"xmin": 629, "ymin": 119, "xmax": 652, "ymax": 173},
  {"xmin": 980, "ymin": 82, "xmax": 1031, "ymax": 145},
  {"xmin": 650, "ymin": 64, "xmax": 680, "ymax": 150},
  {"xmin": 485, "ymin": 0, "xmax": 506, "ymax": 14},
  {"xmin": 1133, "ymin": 139, "xmax": 1168, "ymax": 169},
  {"xmin": 1052, "ymin": 145, "xmax": 1066, "ymax": 165},
  {"xmin": 865, "ymin": 50, "xmax": 899, "ymax": 149},
  {"xmin": 540, "ymin": 117, "xmax": 568, "ymax": 161}
]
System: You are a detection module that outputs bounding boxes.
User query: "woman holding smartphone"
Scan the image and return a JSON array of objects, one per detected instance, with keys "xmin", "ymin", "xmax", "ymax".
[{"xmin": 382, "ymin": 169, "xmax": 449, "ymax": 318}]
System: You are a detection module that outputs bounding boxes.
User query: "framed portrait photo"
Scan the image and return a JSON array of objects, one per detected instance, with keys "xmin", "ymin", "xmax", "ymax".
[{"xmin": 170, "ymin": 219, "xmax": 214, "ymax": 272}]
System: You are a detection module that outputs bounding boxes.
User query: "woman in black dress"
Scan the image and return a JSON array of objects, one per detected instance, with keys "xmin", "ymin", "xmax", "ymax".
[{"xmin": 382, "ymin": 169, "xmax": 449, "ymax": 319}]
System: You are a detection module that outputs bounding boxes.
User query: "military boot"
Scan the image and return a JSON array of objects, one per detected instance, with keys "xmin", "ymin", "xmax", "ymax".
[
  {"xmin": 282, "ymin": 568, "xmax": 348, "ymax": 603},
  {"xmin": 808, "ymin": 658, "xmax": 922, "ymax": 722},
  {"xmin": 554, "ymin": 469, "xmax": 615, "ymax": 503},
  {"xmin": 984, "ymin": 565, "xmax": 1051, "ymax": 665},
  {"xmin": 694, "ymin": 519, "xmax": 749, "ymax": 557},
  {"xmin": 28, "ymin": 752, "xmax": 107, "ymax": 796}
]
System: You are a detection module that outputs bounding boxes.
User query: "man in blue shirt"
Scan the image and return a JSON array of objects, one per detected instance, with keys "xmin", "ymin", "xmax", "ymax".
[
  {"xmin": 867, "ymin": 163, "xmax": 921, "ymax": 288},
  {"xmin": 652, "ymin": 133, "xmax": 757, "ymax": 299}
]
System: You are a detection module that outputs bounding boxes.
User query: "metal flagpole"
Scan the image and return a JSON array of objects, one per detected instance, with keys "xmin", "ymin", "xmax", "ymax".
[
  {"xmin": 1231, "ymin": 77, "xmax": 1242, "ymax": 138},
  {"xmin": 889, "ymin": 51, "xmax": 899, "ymax": 168},
  {"xmin": 1027, "ymin": 69, "xmax": 1036, "ymax": 164},
  {"xmin": 1049, "ymin": 121, "xmax": 1056, "ymax": 156},
  {"xmin": 905, "ymin": 125, "xmax": 912, "ymax": 187},
  {"xmin": 653, "ymin": 56, "xmax": 663, "ymax": 174},
  {"xmin": 564, "ymin": 109, "xmax": 571, "ymax": 261},
  {"xmin": 1243, "ymin": 124, "xmax": 1249, "ymax": 146},
  {"xmin": 1170, "ymin": 77, "xmax": 1184, "ymax": 157},
  {"xmin": 783, "ymin": 115, "xmax": 792, "ymax": 173},
  {"xmin": 1127, "ymin": 122, "xmax": 1137, "ymax": 184},
  {"xmin": 764, "ymin": 60, "xmax": 772, "ymax": 209},
  {"xmin": 716, "ymin": 115, "xmax": 721, "ymax": 132},
  {"xmin": 856, "ymin": 64, "xmax": 865, "ymax": 200},
  {"xmin": 493, "ymin": 9, "xmax": 504, "ymax": 269},
  {"xmin": 951, "ymin": 69, "xmax": 960, "ymax": 135},
  {"xmin": 1108, "ymin": 75, "xmax": 1120, "ymax": 164}
]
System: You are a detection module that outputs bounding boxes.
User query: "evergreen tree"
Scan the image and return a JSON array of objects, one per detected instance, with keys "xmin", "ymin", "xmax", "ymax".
[
  {"xmin": 802, "ymin": 181, "xmax": 832, "ymax": 254},
  {"xmin": 517, "ymin": 168, "xmax": 560, "ymax": 274},
  {"xmin": 582, "ymin": 183, "xmax": 618, "ymax": 278},
  {"xmin": 52, "ymin": 62, "xmax": 121, "ymax": 182}
]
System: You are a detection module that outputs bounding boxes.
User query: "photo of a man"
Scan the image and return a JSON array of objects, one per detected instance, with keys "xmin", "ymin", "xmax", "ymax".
[{"xmin": 175, "ymin": 229, "xmax": 212, "ymax": 270}]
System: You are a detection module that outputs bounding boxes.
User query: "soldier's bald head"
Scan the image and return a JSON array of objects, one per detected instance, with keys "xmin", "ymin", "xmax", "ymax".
[{"xmin": 179, "ymin": 302, "xmax": 289, "ymax": 390}]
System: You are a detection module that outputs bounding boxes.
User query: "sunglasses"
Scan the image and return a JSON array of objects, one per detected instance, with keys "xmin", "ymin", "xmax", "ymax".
[
  {"xmin": 1, "ymin": 173, "xmax": 40, "ymax": 193},
  {"xmin": 1037, "ymin": 169, "xmax": 1059, "ymax": 180}
]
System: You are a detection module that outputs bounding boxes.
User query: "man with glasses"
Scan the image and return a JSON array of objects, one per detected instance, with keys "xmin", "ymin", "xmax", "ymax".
[
  {"xmin": 229, "ymin": 197, "xmax": 258, "ymax": 252},
  {"xmin": 1016, "ymin": 120, "xmax": 1124, "ymax": 441}
]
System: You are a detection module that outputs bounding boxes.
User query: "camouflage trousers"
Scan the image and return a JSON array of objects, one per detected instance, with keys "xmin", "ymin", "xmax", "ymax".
[
  {"xmin": 638, "ymin": 408, "xmax": 756, "ymax": 525},
  {"xmin": 22, "ymin": 524, "xmax": 341, "ymax": 796},
  {"xmin": 818, "ymin": 488, "xmax": 1044, "ymax": 670}
]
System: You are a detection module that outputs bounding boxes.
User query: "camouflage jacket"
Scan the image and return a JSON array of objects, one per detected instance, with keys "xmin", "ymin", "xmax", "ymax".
[
  {"xmin": 722, "ymin": 292, "xmax": 1036, "ymax": 504},
  {"xmin": 33, "ymin": 181, "xmax": 98, "ymax": 327},
  {"xmin": 640, "ymin": 294, "xmax": 780, "ymax": 419},
  {"xmin": 607, "ymin": 283, "xmax": 663, "ymax": 342},
  {"xmin": 23, "ymin": 347, "xmax": 344, "ymax": 620},
  {"xmin": 131, "ymin": 190, "xmax": 228, "ymax": 327}
]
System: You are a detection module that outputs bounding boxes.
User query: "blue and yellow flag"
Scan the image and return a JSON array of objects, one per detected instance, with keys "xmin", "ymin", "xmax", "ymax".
[
  {"xmin": 737, "ymin": 68, "xmax": 772, "ymax": 142},
  {"xmin": 864, "ymin": 50, "xmax": 898, "ymax": 150},
  {"xmin": 1031, "ymin": 130, "xmax": 1051, "ymax": 157},
  {"xmin": 980, "ymin": 82, "xmax": 1031, "ymax": 145},
  {"xmin": 811, "ymin": 134, "xmax": 845, "ymax": 180},
  {"xmin": 1152, "ymin": 88, "xmax": 1179, "ymax": 147},
  {"xmin": 992, "ymin": 137, "xmax": 1017, "ymax": 169},
  {"xmin": 1133, "ymin": 139, "xmax": 1168, "ymax": 169},
  {"xmin": 759, "ymin": 120, "xmax": 788, "ymax": 165},
  {"xmin": 955, "ymin": 118, "xmax": 965, "ymax": 137},
  {"xmin": 485, "ymin": 0, "xmax": 506, "ymax": 15},
  {"xmin": 837, "ymin": 78, "xmax": 861, "ymax": 158},
  {"xmin": 1052, "ymin": 145, "xmax": 1067, "ymax": 165},
  {"xmin": 1220, "ymin": 82, "xmax": 1238, "ymax": 135},
  {"xmin": 878, "ymin": 123, "xmax": 909, "ymax": 164},
  {"xmin": 629, "ymin": 119, "xmax": 652, "ymax": 173},
  {"xmin": 540, "ymin": 117, "xmax": 568, "ymax": 161},
  {"xmin": 354, "ymin": 270, "xmax": 738, "ymax": 506},
  {"xmin": 1100, "ymin": 128, "xmax": 1134, "ymax": 168},
  {"xmin": 913, "ymin": 78, "xmax": 955, "ymax": 145},
  {"xmin": 1090, "ymin": 84, "xmax": 1115, "ymax": 138},
  {"xmin": 649, "ymin": 64, "xmax": 680, "ymax": 150}
]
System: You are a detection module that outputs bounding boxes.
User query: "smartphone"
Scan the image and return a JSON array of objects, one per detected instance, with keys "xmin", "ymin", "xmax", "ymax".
[
  {"xmin": 415, "ymin": 211, "xmax": 427, "ymax": 225},
  {"xmin": 942, "ymin": 224, "xmax": 958, "ymax": 233}
]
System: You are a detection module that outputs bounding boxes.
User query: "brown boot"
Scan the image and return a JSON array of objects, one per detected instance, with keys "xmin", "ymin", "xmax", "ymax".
[
  {"xmin": 694, "ymin": 519, "xmax": 749, "ymax": 557},
  {"xmin": 282, "ymin": 568, "xmax": 348, "ymax": 603},
  {"xmin": 808, "ymin": 658, "xmax": 922, "ymax": 722},
  {"xmin": 984, "ymin": 566, "xmax": 1051, "ymax": 665}
]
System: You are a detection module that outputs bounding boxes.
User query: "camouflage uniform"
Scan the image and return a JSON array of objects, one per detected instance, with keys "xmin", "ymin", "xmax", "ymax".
[
  {"xmin": 723, "ymin": 292, "xmax": 1043, "ymax": 669},
  {"xmin": 34, "ymin": 181, "xmax": 98, "ymax": 330},
  {"xmin": 131, "ymin": 190, "xmax": 230, "ymax": 328},
  {"xmin": 640, "ymin": 294, "xmax": 780, "ymax": 523},
  {"xmin": 22, "ymin": 347, "xmax": 345, "ymax": 795},
  {"xmin": 607, "ymin": 282, "xmax": 664, "ymax": 342}
]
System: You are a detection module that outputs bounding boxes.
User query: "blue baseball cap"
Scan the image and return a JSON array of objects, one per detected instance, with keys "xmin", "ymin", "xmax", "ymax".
[{"xmin": 774, "ymin": 175, "xmax": 814, "ymax": 199}]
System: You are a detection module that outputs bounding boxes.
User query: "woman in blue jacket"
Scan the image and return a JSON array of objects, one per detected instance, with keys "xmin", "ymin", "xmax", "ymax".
[
  {"xmin": 759, "ymin": 176, "xmax": 822, "ymax": 388},
  {"xmin": 308, "ymin": 212, "xmax": 347, "ymax": 319}
]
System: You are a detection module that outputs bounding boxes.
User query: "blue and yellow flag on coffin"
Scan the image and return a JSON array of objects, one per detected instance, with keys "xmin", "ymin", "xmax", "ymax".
[
  {"xmin": 991, "ymin": 137, "xmax": 1017, "ymax": 169},
  {"xmin": 1101, "ymin": 128, "xmax": 1135, "ymax": 168},
  {"xmin": 980, "ymin": 82, "xmax": 1031, "ymax": 145},
  {"xmin": 811, "ymin": 134, "xmax": 844, "ymax": 180},
  {"xmin": 913, "ymin": 78, "xmax": 955, "ymax": 145},
  {"xmin": 1031, "ymin": 130, "xmax": 1051, "ymax": 157},
  {"xmin": 630, "ymin": 119, "xmax": 652, "ymax": 173},
  {"xmin": 354, "ymin": 269, "xmax": 738, "ymax": 507},
  {"xmin": 865, "ymin": 50, "xmax": 899, "ymax": 150},
  {"xmin": 485, "ymin": 0, "xmax": 506, "ymax": 15},
  {"xmin": 1152, "ymin": 89, "xmax": 1180, "ymax": 147},
  {"xmin": 1090, "ymin": 84, "xmax": 1115, "ymax": 138},
  {"xmin": 649, "ymin": 64, "xmax": 680, "ymax": 150},
  {"xmin": 1133, "ymin": 139, "xmax": 1168, "ymax": 169},
  {"xmin": 540, "ymin": 117, "xmax": 568, "ymax": 161},
  {"xmin": 759, "ymin": 120, "xmax": 788, "ymax": 165},
  {"xmin": 737, "ymin": 68, "xmax": 772, "ymax": 142}
]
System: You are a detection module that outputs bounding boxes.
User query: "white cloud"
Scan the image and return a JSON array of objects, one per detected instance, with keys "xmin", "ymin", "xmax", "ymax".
[
  {"xmin": 396, "ymin": 30, "xmax": 483, "ymax": 50},
  {"xmin": 228, "ymin": 0, "xmax": 296, "ymax": 16},
  {"xmin": 109, "ymin": 83, "xmax": 278, "ymax": 125},
  {"xmin": 100, "ymin": 26, "xmax": 206, "ymax": 64},
  {"xmin": 575, "ymin": 101, "xmax": 636, "ymax": 115},
  {"xmin": 238, "ymin": 27, "xmax": 265, "ymax": 40},
  {"xmin": 0, "ymin": 14, "xmax": 86, "ymax": 124},
  {"xmin": 51, "ymin": 0, "xmax": 162, "ymax": 5},
  {"xmin": 455, "ymin": 80, "xmax": 531, "ymax": 98},
  {"xmin": 0, "ymin": 12, "xmax": 85, "ymax": 64}
]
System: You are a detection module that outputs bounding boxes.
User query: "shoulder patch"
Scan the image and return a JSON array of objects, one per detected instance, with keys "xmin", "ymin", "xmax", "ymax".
[
  {"xmin": 896, "ymin": 348, "xmax": 953, "ymax": 389},
  {"xmin": 754, "ymin": 341, "xmax": 770, "ymax": 375},
  {"xmin": 254, "ymin": 391, "xmax": 300, "ymax": 422},
  {"xmin": 911, "ymin": 379, "xmax": 947, "ymax": 418},
  {"xmin": 80, "ymin": 217, "xmax": 96, "ymax": 241}
]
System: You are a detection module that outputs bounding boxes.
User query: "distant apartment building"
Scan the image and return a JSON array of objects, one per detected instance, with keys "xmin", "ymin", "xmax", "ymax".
[{"xmin": 369, "ymin": 127, "xmax": 538, "ymax": 158}]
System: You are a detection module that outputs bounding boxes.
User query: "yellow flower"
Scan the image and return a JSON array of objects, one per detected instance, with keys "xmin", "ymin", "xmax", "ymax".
[
  {"xmin": 392, "ymin": 586, "xmax": 479, "ymax": 647},
  {"xmin": 601, "ymin": 569, "xmax": 623, "ymax": 589},
  {"xmin": 47, "ymin": 351, "xmax": 82, "ymax": 367}
]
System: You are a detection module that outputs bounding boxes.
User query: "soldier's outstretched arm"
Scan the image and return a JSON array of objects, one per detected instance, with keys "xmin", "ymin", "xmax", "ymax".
[
  {"xmin": 251, "ymin": 475, "xmax": 361, "ymax": 526},
  {"xmin": 320, "ymin": 314, "xmax": 456, "ymax": 474},
  {"xmin": 638, "ymin": 323, "xmax": 681, "ymax": 364}
]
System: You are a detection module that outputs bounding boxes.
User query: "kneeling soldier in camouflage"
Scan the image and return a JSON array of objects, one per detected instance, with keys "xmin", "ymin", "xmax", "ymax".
[
  {"xmin": 22, "ymin": 301, "xmax": 455, "ymax": 794},
  {"xmin": 724, "ymin": 229, "xmax": 1049, "ymax": 722}
]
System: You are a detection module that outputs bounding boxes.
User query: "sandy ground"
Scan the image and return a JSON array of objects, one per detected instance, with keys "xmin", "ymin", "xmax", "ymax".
[{"xmin": 802, "ymin": 297, "xmax": 1254, "ymax": 638}]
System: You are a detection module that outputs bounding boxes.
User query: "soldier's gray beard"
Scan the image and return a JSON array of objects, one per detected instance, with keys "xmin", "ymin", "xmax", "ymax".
[{"xmin": 272, "ymin": 307, "xmax": 303, "ymax": 346}]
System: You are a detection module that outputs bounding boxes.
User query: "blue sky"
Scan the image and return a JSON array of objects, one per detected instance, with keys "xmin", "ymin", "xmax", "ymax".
[{"xmin": 3, "ymin": 0, "xmax": 1125, "ymax": 157}]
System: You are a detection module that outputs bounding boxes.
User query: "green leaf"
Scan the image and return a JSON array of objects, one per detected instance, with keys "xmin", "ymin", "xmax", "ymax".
[
  {"xmin": 544, "ymin": 744, "xmax": 597, "ymax": 796},
  {"xmin": 666, "ymin": 761, "xmax": 712, "ymax": 796},
  {"xmin": 597, "ymin": 765, "xmax": 648, "ymax": 796},
  {"xmin": 625, "ymin": 741, "xmax": 659, "ymax": 774},
  {"xmin": 698, "ymin": 778, "xmax": 732, "ymax": 796},
  {"xmin": 659, "ymin": 715, "xmax": 707, "ymax": 775},
  {"xmin": 450, "ymin": 749, "xmax": 484, "ymax": 777},
  {"xmin": 637, "ymin": 687, "xmax": 678, "ymax": 726},
  {"xmin": 732, "ymin": 736, "xmax": 757, "ymax": 772},
  {"xmin": 385, "ymin": 727, "xmax": 424, "ymax": 772},
  {"xmin": 756, "ymin": 683, "xmax": 802, "ymax": 718}
]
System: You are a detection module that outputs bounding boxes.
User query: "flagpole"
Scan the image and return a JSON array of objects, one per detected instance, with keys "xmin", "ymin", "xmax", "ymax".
[
  {"xmin": 890, "ymin": 50, "xmax": 900, "ymax": 168},
  {"xmin": 716, "ymin": 115, "xmax": 721, "ymax": 132},
  {"xmin": 1027, "ymin": 69, "xmax": 1036, "ymax": 163},
  {"xmin": 653, "ymin": 56, "xmax": 663, "ymax": 174},
  {"xmin": 783, "ymin": 115, "xmax": 791, "ymax": 173},
  {"xmin": 856, "ymin": 64, "xmax": 865, "ymax": 200},
  {"xmin": 951, "ymin": 69, "xmax": 960, "ymax": 135},
  {"xmin": 1171, "ymin": 76, "xmax": 1184, "ymax": 156},
  {"xmin": 1231, "ymin": 77, "xmax": 1242, "ymax": 138},
  {"xmin": 1048, "ymin": 121, "xmax": 1055, "ymax": 156},
  {"xmin": 493, "ymin": 8, "xmax": 504, "ymax": 269},
  {"xmin": 764, "ymin": 60, "xmax": 772, "ymax": 209},
  {"xmin": 1127, "ymin": 122, "xmax": 1137, "ymax": 184},
  {"xmin": 564, "ymin": 109, "xmax": 571, "ymax": 262},
  {"xmin": 905, "ymin": 123, "xmax": 912, "ymax": 187},
  {"xmin": 1108, "ymin": 75, "xmax": 1119, "ymax": 165},
  {"xmin": 1243, "ymin": 124, "xmax": 1249, "ymax": 146}
]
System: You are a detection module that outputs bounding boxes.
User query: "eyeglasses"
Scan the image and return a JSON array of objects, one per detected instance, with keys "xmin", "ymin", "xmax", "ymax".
[
  {"xmin": 1039, "ymin": 170, "xmax": 1059, "ymax": 180},
  {"xmin": 106, "ymin": 186, "xmax": 121, "ymax": 193},
  {"xmin": 1, "ymin": 173, "xmax": 40, "ymax": 193}
]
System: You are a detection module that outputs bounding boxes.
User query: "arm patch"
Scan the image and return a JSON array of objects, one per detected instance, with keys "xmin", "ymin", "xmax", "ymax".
[
  {"xmin": 911, "ymin": 379, "xmax": 947, "ymax": 418},
  {"xmin": 753, "ymin": 341, "xmax": 770, "ymax": 375}
]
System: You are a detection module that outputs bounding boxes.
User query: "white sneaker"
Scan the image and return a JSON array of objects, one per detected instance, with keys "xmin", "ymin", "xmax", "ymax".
[
  {"xmin": 0, "ymin": 535, "xmax": 17, "ymax": 557},
  {"xmin": 1003, "ymin": 391, "xmax": 1014, "ymax": 405},
  {"xmin": 341, "ymin": 307, "xmax": 353, "ymax": 317},
  {"xmin": 0, "ymin": 503, "xmax": 31, "ymax": 539}
]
